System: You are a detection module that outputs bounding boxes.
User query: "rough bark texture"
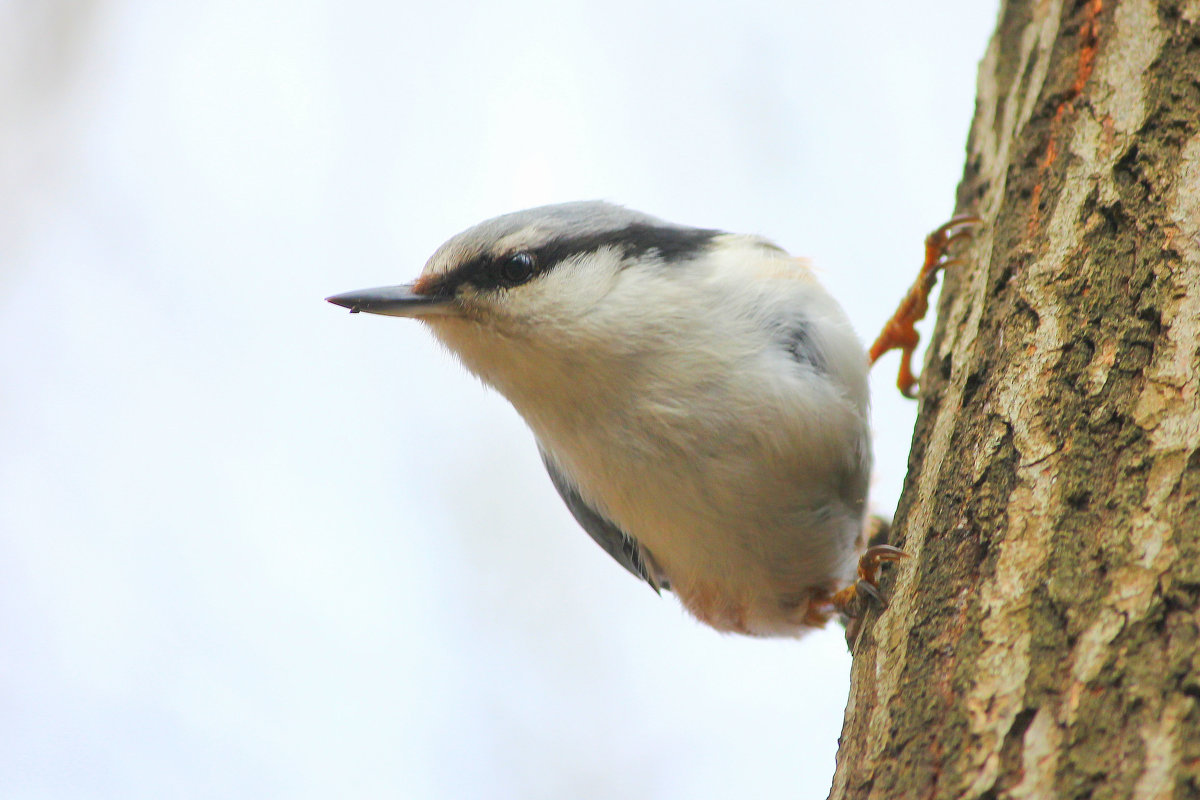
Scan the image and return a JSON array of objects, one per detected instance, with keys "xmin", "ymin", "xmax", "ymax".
[{"xmin": 830, "ymin": 1, "xmax": 1200, "ymax": 798}]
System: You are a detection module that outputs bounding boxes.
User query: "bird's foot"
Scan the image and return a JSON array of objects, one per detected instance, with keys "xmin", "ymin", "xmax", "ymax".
[
  {"xmin": 868, "ymin": 215, "xmax": 982, "ymax": 397},
  {"xmin": 832, "ymin": 544, "xmax": 909, "ymax": 650}
]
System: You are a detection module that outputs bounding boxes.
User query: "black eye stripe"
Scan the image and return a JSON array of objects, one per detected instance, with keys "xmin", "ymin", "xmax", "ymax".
[
  {"xmin": 534, "ymin": 224, "xmax": 720, "ymax": 268},
  {"xmin": 424, "ymin": 223, "xmax": 721, "ymax": 296}
]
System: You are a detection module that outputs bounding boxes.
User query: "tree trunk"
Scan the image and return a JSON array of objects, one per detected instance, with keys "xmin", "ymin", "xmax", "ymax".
[{"xmin": 829, "ymin": 1, "xmax": 1200, "ymax": 798}]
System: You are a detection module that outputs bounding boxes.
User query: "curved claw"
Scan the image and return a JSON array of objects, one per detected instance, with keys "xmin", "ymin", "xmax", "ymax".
[
  {"xmin": 855, "ymin": 578, "xmax": 886, "ymax": 608},
  {"xmin": 861, "ymin": 543, "xmax": 906, "ymax": 562},
  {"xmin": 834, "ymin": 543, "xmax": 910, "ymax": 651},
  {"xmin": 831, "ymin": 544, "xmax": 910, "ymax": 619},
  {"xmin": 929, "ymin": 214, "xmax": 983, "ymax": 237}
]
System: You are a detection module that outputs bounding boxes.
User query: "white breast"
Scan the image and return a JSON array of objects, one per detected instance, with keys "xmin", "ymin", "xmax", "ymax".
[{"xmin": 434, "ymin": 238, "xmax": 872, "ymax": 636}]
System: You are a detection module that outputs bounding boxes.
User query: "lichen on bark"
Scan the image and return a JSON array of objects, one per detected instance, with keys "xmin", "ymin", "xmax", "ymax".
[{"xmin": 829, "ymin": 2, "xmax": 1200, "ymax": 798}]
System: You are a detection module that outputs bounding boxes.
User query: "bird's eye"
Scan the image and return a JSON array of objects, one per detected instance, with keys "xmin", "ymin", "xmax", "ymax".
[{"xmin": 499, "ymin": 252, "xmax": 536, "ymax": 286}]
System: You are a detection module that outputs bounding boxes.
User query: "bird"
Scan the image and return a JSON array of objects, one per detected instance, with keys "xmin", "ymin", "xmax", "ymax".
[{"xmin": 327, "ymin": 201, "xmax": 905, "ymax": 638}]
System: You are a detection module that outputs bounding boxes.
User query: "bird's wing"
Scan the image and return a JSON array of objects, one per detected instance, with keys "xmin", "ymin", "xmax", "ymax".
[{"xmin": 537, "ymin": 447, "xmax": 668, "ymax": 592}]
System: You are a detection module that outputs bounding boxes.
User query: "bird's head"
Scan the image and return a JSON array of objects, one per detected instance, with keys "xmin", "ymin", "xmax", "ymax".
[
  {"xmin": 327, "ymin": 201, "xmax": 720, "ymax": 324},
  {"xmin": 327, "ymin": 202, "xmax": 726, "ymax": 397}
]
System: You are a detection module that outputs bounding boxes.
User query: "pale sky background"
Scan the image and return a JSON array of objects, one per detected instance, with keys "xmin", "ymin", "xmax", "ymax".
[{"xmin": 1, "ymin": 2, "xmax": 997, "ymax": 798}]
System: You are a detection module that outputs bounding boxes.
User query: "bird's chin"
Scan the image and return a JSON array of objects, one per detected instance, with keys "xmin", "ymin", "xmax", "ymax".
[
  {"xmin": 426, "ymin": 315, "xmax": 544, "ymax": 391},
  {"xmin": 422, "ymin": 313, "xmax": 486, "ymax": 353},
  {"xmin": 395, "ymin": 303, "xmax": 463, "ymax": 320},
  {"xmin": 418, "ymin": 308, "xmax": 479, "ymax": 333}
]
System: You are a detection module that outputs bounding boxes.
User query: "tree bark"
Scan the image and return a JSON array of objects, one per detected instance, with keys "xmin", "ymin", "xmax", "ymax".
[{"xmin": 830, "ymin": 1, "xmax": 1200, "ymax": 798}]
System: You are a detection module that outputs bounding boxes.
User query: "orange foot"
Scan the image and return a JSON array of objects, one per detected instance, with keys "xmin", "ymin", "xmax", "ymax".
[
  {"xmin": 869, "ymin": 215, "xmax": 982, "ymax": 397},
  {"xmin": 831, "ymin": 544, "xmax": 909, "ymax": 649}
]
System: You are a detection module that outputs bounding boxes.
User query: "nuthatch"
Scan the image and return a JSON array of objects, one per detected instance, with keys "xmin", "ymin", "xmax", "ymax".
[{"xmin": 328, "ymin": 202, "xmax": 911, "ymax": 638}]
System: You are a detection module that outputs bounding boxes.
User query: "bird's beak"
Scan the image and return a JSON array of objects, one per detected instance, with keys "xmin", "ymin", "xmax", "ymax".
[{"xmin": 325, "ymin": 284, "xmax": 456, "ymax": 318}]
